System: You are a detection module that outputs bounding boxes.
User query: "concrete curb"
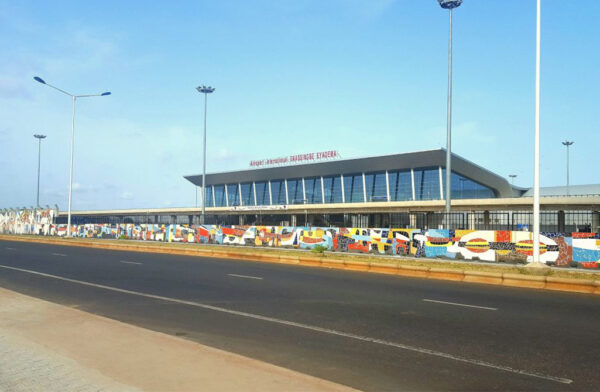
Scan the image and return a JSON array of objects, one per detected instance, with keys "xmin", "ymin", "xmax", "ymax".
[{"xmin": 2, "ymin": 235, "xmax": 599, "ymax": 295}]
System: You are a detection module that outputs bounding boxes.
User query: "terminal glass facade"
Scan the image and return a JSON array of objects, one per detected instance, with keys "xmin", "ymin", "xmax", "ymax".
[
  {"xmin": 214, "ymin": 185, "xmax": 226, "ymax": 207},
  {"xmin": 365, "ymin": 172, "xmax": 388, "ymax": 202},
  {"xmin": 304, "ymin": 177, "xmax": 323, "ymax": 204},
  {"xmin": 413, "ymin": 167, "xmax": 441, "ymax": 200},
  {"xmin": 287, "ymin": 178, "xmax": 304, "ymax": 204},
  {"xmin": 323, "ymin": 175, "xmax": 343, "ymax": 203},
  {"xmin": 441, "ymin": 169, "xmax": 495, "ymax": 199},
  {"xmin": 240, "ymin": 182, "xmax": 254, "ymax": 206},
  {"xmin": 227, "ymin": 184, "xmax": 240, "ymax": 206},
  {"xmin": 271, "ymin": 180, "xmax": 286, "ymax": 205},
  {"xmin": 205, "ymin": 167, "xmax": 497, "ymax": 207},
  {"xmin": 204, "ymin": 186, "xmax": 213, "ymax": 208},
  {"xmin": 388, "ymin": 170, "xmax": 413, "ymax": 201},
  {"xmin": 343, "ymin": 173, "xmax": 364, "ymax": 203},
  {"xmin": 255, "ymin": 181, "xmax": 269, "ymax": 205}
]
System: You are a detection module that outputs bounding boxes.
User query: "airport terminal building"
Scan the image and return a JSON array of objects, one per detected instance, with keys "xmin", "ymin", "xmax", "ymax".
[{"xmin": 63, "ymin": 149, "xmax": 600, "ymax": 232}]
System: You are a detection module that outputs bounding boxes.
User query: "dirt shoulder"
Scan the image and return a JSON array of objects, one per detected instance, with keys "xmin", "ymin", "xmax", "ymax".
[{"xmin": 0, "ymin": 287, "xmax": 356, "ymax": 392}]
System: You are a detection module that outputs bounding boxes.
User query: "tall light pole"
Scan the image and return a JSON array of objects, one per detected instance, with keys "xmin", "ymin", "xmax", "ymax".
[
  {"xmin": 438, "ymin": 0, "xmax": 463, "ymax": 213},
  {"xmin": 33, "ymin": 134, "xmax": 46, "ymax": 207},
  {"xmin": 196, "ymin": 85, "xmax": 215, "ymax": 225},
  {"xmin": 33, "ymin": 76, "xmax": 110, "ymax": 237},
  {"xmin": 562, "ymin": 141, "xmax": 574, "ymax": 196},
  {"xmin": 509, "ymin": 174, "xmax": 517, "ymax": 186},
  {"xmin": 532, "ymin": 0, "xmax": 542, "ymax": 266}
]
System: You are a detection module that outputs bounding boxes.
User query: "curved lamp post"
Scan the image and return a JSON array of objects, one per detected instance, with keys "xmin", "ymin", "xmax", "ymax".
[{"xmin": 33, "ymin": 76, "xmax": 110, "ymax": 237}]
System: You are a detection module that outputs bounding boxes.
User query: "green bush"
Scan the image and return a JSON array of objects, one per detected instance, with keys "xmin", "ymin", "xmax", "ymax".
[{"xmin": 311, "ymin": 245, "xmax": 328, "ymax": 254}]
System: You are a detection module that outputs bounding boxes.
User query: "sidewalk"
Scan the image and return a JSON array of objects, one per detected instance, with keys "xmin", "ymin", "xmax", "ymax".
[{"xmin": 0, "ymin": 288, "xmax": 356, "ymax": 392}]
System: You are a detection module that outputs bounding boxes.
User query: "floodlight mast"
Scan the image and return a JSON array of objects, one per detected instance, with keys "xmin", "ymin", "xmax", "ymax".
[
  {"xmin": 33, "ymin": 76, "xmax": 111, "ymax": 237},
  {"xmin": 562, "ymin": 141, "xmax": 574, "ymax": 196},
  {"xmin": 196, "ymin": 85, "xmax": 215, "ymax": 224},
  {"xmin": 437, "ymin": 0, "xmax": 462, "ymax": 214},
  {"xmin": 532, "ymin": 0, "xmax": 542, "ymax": 265}
]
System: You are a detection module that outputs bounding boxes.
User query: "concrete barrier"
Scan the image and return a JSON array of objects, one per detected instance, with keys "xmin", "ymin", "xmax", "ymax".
[
  {"xmin": 463, "ymin": 271, "xmax": 503, "ymax": 285},
  {"xmin": 502, "ymin": 273, "xmax": 546, "ymax": 289},
  {"xmin": 428, "ymin": 267, "xmax": 464, "ymax": 281},
  {"xmin": 1, "ymin": 235, "xmax": 598, "ymax": 295}
]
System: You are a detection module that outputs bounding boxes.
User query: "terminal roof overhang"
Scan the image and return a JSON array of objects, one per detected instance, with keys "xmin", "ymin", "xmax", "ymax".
[{"xmin": 184, "ymin": 149, "xmax": 518, "ymax": 198}]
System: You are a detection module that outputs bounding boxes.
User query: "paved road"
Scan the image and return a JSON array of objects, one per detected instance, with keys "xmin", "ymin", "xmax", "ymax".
[{"xmin": 0, "ymin": 239, "xmax": 598, "ymax": 391}]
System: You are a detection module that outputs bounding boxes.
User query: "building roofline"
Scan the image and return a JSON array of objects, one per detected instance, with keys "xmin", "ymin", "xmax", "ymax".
[{"xmin": 184, "ymin": 149, "xmax": 517, "ymax": 198}]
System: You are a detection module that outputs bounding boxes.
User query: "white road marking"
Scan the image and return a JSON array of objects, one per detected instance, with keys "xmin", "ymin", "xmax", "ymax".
[
  {"xmin": 0, "ymin": 264, "xmax": 571, "ymax": 385},
  {"xmin": 5, "ymin": 247, "xmax": 16, "ymax": 250},
  {"xmin": 423, "ymin": 299, "xmax": 497, "ymax": 311},
  {"xmin": 119, "ymin": 260, "xmax": 142, "ymax": 265},
  {"xmin": 227, "ymin": 273, "xmax": 263, "ymax": 280},
  {"xmin": 51, "ymin": 253, "xmax": 67, "ymax": 257}
]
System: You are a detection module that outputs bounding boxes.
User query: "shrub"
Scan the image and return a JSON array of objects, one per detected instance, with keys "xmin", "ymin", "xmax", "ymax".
[{"xmin": 311, "ymin": 245, "xmax": 328, "ymax": 254}]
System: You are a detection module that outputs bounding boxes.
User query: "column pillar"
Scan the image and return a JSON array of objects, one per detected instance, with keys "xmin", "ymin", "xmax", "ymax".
[
  {"xmin": 483, "ymin": 210, "xmax": 490, "ymax": 229},
  {"xmin": 468, "ymin": 211, "xmax": 476, "ymax": 230},
  {"xmin": 409, "ymin": 213, "xmax": 417, "ymax": 228},
  {"xmin": 557, "ymin": 210, "xmax": 565, "ymax": 233},
  {"xmin": 592, "ymin": 211, "xmax": 599, "ymax": 233}
]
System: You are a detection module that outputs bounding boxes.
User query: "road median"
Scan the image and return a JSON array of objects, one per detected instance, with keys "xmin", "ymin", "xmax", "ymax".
[{"xmin": 2, "ymin": 234, "xmax": 599, "ymax": 295}]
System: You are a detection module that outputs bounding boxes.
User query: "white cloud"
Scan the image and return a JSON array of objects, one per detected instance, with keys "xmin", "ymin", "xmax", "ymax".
[{"xmin": 120, "ymin": 191, "xmax": 133, "ymax": 200}]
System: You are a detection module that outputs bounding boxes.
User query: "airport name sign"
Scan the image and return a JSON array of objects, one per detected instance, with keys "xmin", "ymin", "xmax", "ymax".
[{"xmin": 250, "ymin": 150, "xmax": 339, "ymax": 168}]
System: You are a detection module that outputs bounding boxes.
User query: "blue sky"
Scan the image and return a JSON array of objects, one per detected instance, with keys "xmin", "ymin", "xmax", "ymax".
[{"xmin": 1, "ymin": 0, "xmax": 598, "ymax": 210}]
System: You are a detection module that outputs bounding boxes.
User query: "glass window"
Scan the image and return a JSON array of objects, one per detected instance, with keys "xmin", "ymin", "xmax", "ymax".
[
  {"xmin": 240, "ymin": 182, "xmax": 254, "ymax": 206},
  {"xmin": 226, "ymin": 184, "xmax": 240, "ymax": 206},
  {"xmin": 204, "ymin": 186, "xmax": 213, "ymax": 207},
  {"xmin": 365, "ymin": 172, "xmax": 387, "ymax": 202},
  {"xmin": 304, "ymin": 177, "xmax": 322, "ymax": 204},
  {"xmin": 388, "ymin": 170, "xmax": 413, "ymax": 201},
  {"xmin": 287, "ymin": 178, "xmax": 304, "ymax": 204},
  {"xmin": 255, "ymin": 182, "xmax": 270, "ymax": 205},
  {"xmin": 213, "ymin": 185, "xmax": 226, "ymax": 207},
  {"xmin": 271, "ymin": 180, "xmax": 286, "ymax": 205},
  {"xmin": 413, "ymin": 167, "xmax": 440, "ymax": 200},
  {"xmin": 343, "ymin": 173, "xmax": 365, "ymax": 203},
  {"xmin": 323, "ymin": 175, "xmax": 343, "ymax": 203},
  {"xmin": 441, "ymin": 169, "xmax": 496, "ymax": 199}
]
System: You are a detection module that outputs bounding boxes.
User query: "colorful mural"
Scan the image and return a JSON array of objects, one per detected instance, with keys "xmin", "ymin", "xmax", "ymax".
[
  {"xmin": 0, "ymin": 207, "xmax": 56, "ymax": 236},
  {"xmin": 1, "ymin": 209, "xmax": 598, "ymax": 269}
]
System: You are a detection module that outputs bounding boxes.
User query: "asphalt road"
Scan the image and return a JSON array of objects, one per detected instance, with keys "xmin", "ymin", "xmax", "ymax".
[{"xmin": 0, "ymin": 239, "xmax": 599, "ymax": 391}]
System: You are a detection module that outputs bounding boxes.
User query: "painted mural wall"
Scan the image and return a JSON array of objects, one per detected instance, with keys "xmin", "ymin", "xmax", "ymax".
[
  {"xmin": 0, "ymin": 208, "xmax": 56, "ymax": 236},
  {"xmin": 1, "ymin": 209, "xmax": 598, "ymax": 269}
]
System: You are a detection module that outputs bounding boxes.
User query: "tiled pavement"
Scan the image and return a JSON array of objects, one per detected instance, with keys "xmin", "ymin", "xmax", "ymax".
[{"xmin": 0, "ymin": 334, "xmax": 138, "ymax": 392}]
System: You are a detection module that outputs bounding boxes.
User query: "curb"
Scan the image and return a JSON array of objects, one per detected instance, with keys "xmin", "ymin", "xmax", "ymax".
[{"xmin": 1, "ymin": 235, "xmax": 599, "ymax": 295}]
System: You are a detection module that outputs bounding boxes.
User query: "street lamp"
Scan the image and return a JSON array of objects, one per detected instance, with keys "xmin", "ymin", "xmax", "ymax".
[
  {"xmin": 508, "ymin": 174, "xmax": 517, "ymax": 186},
  {"xmin": 33, "ymin": 76, "xmax": 110, "ymax": 237},
  {"xmin": 196, "ymin": 85, "xmax": 215, "ymax": 225},
  {"xmin": 437, "ymin": 0, "xmax": 463, "ymax": 213},
  {"xmin": 33, "ymin": 134, "xmax": 46, "ymax": 207},
  {"xmin": 562, "ymin": 141, "xmax": 574, "ymax": 196}
]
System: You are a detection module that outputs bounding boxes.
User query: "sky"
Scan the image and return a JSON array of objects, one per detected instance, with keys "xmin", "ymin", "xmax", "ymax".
[{"xmin": 1, "ymin": 0, "xmax": 598, "ymax": 211}]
